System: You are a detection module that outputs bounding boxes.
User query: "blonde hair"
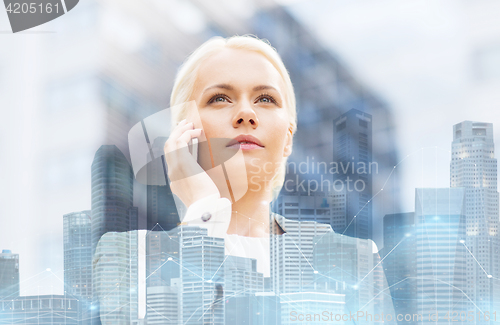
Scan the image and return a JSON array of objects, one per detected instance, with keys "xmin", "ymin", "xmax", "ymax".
[{"xmin": 170, "ymin": 35, "xmax": 296, "ymax": 199}]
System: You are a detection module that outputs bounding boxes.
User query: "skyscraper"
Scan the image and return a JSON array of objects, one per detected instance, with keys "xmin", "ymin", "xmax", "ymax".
[
  {"xmin": 223, "ymin": 256, "xmax": 263, "ymax": 296},
  {"xmin": 146, "ymin": 137, "xmax": 179, "ymax": 231},
  {"xmin": 270, "ymin": 218, "xmax": 331, "ymax": 295},
  {"xmin": 90, "ymin": 145, "xmax": 138, "ymax": 325},
  {"xmin": 145, "ymin": 230, "xmax": 180, "ymax": 288},
  {"xmin": 381, "ymin": 212, "xmax": 417, "ymax": 323},
  {"xmin": 415, "ymin": 188, "xmax": 468, "ymax": 325},
  {"xmin": 450, "ymin": 121, "xmax": 500, "ymax": 319},
  {"xmin": 177, "ymin": 226, "xmax": 225, "ymax": 325},
  {"xmin": 223, "ymin": 256, "xmax": 265, "ymax": 325},
  {"xmin": 63, "ymin": 211, "xmax": 92, "ymax": 325},
  {"xmin": 146, "ymin": 285, "xmax": 179, "ymax": 325},
  {"xmin": 312, "ymin": 232, "xmax": 393, "ymax": 324},
  {"xmin": 333, "ymin": 109, "xmax": 373, "ymax": 240},
  {"xmin": 272, "ymin": 191, "xmax": 346, "ymax": 229},
  {"xmin": 63, "ymin": 211, "xmax": 92, "ymax": 299},
  {"xmin": 91, "ymin": 145, "xmax": 135, "ymax": 254},
  {"xmin": 0, "ymin": 250, "xmax": 19, "ymax": 299},
  {"xmin": 93, "ymin": 231, "xmax": 141, "ymax": 324}
]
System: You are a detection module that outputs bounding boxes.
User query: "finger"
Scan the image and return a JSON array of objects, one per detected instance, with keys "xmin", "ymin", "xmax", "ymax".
[
  {"xmin": 176, "ymin": 129, "xmax": 203, "ymax": 148},
  {"xmin": 165, "ymin": 122, "xmax": 195, "ymax": 152},
  {"xmin": 169, "ymin": 121, "xmax": 195, "ymax": 141}
]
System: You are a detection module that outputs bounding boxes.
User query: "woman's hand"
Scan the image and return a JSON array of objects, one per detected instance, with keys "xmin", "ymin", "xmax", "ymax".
[{"xmin": 164, "ymin": 119, "xmax": 220, "ymax": 208}]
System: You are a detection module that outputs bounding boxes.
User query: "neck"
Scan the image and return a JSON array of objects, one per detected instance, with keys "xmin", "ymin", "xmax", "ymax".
[{"xmin": 226, "ymin": 187, "xmax": 272, "ymax": 237}]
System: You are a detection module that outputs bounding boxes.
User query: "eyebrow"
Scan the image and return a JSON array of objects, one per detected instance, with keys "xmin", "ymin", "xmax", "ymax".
[{"xmin": 203, "ymin": 84, "xmax": 278, "ymax": 94}]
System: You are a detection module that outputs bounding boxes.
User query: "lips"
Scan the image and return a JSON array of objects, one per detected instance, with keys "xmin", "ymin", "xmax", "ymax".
[{"xmin": 226, "ymin": 135, "xmax": 264, "ymax": 150}]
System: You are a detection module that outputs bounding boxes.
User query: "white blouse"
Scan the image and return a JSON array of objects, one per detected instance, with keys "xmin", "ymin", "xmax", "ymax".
[
  {"xmin": 181, "ymin": 193, "xmax": 271, "ymax": 277},
  {"xmin": 225, "ymin": 234, "xmax": 270, "ymax": 277}
]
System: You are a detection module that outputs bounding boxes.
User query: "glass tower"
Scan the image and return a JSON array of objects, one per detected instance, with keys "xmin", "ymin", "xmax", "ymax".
[
  {"xmin": 450, "ymin": 121, "xmax": 500, "ymax": 319},
  {"xmin": 0, "ymin": 250, "xmax": 19, "ymax": 299},
  {"xmin": 63, "ymin": 211, "xmax": 92, "ymax": 299},
  {"xmin": 63, "ymin": 210, "xmax": 92, "ymax": 324},
  {"xmin": 91, "ymin": 145, "xmax": 135, "ymax": 253},
  {"xmin": 333, "ymin": 109, "xmax": 373, "ymax": 239},
  {"xmin": 382, "ymin": 212, "xmax": 417, "ymax": 324},
  {"xmin": 415, "ymin": 188, "xmax": 468, "ymax": 325}
]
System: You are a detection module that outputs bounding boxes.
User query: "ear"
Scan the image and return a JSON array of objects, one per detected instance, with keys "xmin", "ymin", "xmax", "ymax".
[{"xmin": 283, "ymin": 126, "xmax": 293, "ymax": 158}]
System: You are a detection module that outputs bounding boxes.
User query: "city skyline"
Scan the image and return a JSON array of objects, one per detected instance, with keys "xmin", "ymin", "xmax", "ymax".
[{"xmin": 2, "ymin": 118, "xmax": 500, "ymax": 323}]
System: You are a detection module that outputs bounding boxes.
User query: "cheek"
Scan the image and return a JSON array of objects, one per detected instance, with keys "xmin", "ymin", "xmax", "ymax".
[
  {"xmin": 198, "ymin": 111, "xmax": 227, "ymax": 138},
  {"xmin": 264, "ymin": 113, "xmax": 289, "ymax": 149}
]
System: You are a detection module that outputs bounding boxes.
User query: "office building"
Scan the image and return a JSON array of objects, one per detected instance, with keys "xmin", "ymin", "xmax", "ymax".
[
  {"xmin": 91, "ymin": 145, "xmax": 136, "ymax": 253},
  {"xmin": 177, "ymin": 226, "xmax": 226, "ymax": 325},
  {"xmin": 93, "ymin": 231, "xmax": 141, "ymax": 324},
  {"xmin": 90, "ymin": 145, "xmax": 139, "ymax": 324},
  {"xmin": 223, "ymin": 256, "xmax": 266, "ymax": 325},
  {"xmin": 312, "ymin": 232, "xmax": 393, "ymax": 324},
  {"xmin": 146, "ymin": 285, "xmax": 179, "ymax": 325},
  {"xmin": 0, "ymin": 250, "xmax": 19, "ymax": 299},
  {"xmin": 224, "ymin": 255, "xmax": 264, "ymax": 296},
  {"xmin": 450, "ymin": 121, "xmax": 500, "ymax": 318},
  {"xmin": 270, "ymin": 218, "xmax": 331, "ymax": 295},
  {"xmin": 415, "ymin": 188, "xmax": 468, "ymax": 325},
  {"xmin": 146, "ymin": 230, "xmax": 180, "ymax": 288},
  {"xmin": 225, "ymin": 292, "xmax": 281, "ymax": 325},
  {"xmin": 146, "ymin": 137, "xmax": 180, "ymax": 231},
  {"xmin": 64, "ymin": 211, "xmax": 92, "ymax": 299},
  {"xmin": 63, "ymin": 210, "xmax": 93, "ymax": 324},
  {"xmin": 382, "ymin": 212, "xmax": 417, "ymax": 323},
  {"xmin": 332, "ymin": 109, "xmax": 373, "ymax": 239},
  {"xmin": 0, "ymin": 295, "xmax": 79, "ymax": 325},
  {"xmin": 272, "ymin": 191, "xmax": 346, "ymax": 230}
]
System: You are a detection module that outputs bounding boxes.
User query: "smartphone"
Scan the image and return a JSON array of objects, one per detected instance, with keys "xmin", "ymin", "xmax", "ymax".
[{"xmin": 189, "ymin": 138, "xmax": 199, "ymax": 162}]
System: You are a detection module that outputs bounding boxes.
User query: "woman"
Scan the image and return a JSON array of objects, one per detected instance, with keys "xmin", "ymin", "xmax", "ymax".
[
  {"xmin": 163, "ymin": 35, "xmax": 298, "ymax": 277},
  {"xmin": 94, "ymin": 35, "xmax": 395, "ymax": 324}
]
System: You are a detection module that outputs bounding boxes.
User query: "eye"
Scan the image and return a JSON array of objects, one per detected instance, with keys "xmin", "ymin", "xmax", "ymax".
[
  {"xmin": 255, "ymin": 94, "xmax": 277, "ymax": 105},
  {"xmin": 208, "ymin": 93, "xmax": 230, "ymax": 104}
]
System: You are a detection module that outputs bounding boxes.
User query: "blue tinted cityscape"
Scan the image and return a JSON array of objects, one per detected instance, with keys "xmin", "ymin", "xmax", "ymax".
[
  {"xmin": 2, "ymin": 116, "xmax": 499, "ymax": 324},
  {"xmin": 1, "ymin": 1, "xmax": 500, "ymax": 325}
]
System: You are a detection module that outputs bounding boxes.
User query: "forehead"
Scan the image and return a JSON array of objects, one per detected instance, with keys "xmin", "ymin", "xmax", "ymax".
[{"xmin": 194, "ymin": 48, "xmax": 285, "ymax": 92}]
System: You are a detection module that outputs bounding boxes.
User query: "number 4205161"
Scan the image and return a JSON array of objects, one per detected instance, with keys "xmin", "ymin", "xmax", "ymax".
[{"xmin": 5, "ymin": 3, "xmax": 60, "ymax": 14}]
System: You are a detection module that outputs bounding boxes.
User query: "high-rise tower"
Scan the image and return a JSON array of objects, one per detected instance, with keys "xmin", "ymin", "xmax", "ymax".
[
  {"xmin": 90, "ymin": 145, "xmax": 137, "ymax": 325},
  {"xmin": 415, "ymin": 188, "xmax": 468, "ymax": 325},
  {"xmin": 333, "ymin": 109, "xmax": 373, "ymax": 239},
  {"xmin": 91, "ymin": 145, "xmax": 135, "ymax": 254},
  {"xmin": 0, "ymin": 250, "xmax": 19, "ymax": 299},
  {"xmin": 64, "ymin": 211, "xmax": 92, "ymax": 299},
  {"xmin": 450, "ymin": 121, "xmax": 500, "ymax": 320},
  {"xmin": 63, "ymin": 211, "xmax": 92, "ymax": 324}
]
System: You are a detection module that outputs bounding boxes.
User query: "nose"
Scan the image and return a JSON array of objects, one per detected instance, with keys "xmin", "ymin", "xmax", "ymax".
[{"xmin": 232, "ymin": 101, "xmax": 259, "ymax": 129}]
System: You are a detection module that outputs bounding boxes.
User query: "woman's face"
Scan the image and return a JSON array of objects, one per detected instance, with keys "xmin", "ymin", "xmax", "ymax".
[{"xmin": 190, "ymin": 48, "xmax": 293, "ymax": 194}]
